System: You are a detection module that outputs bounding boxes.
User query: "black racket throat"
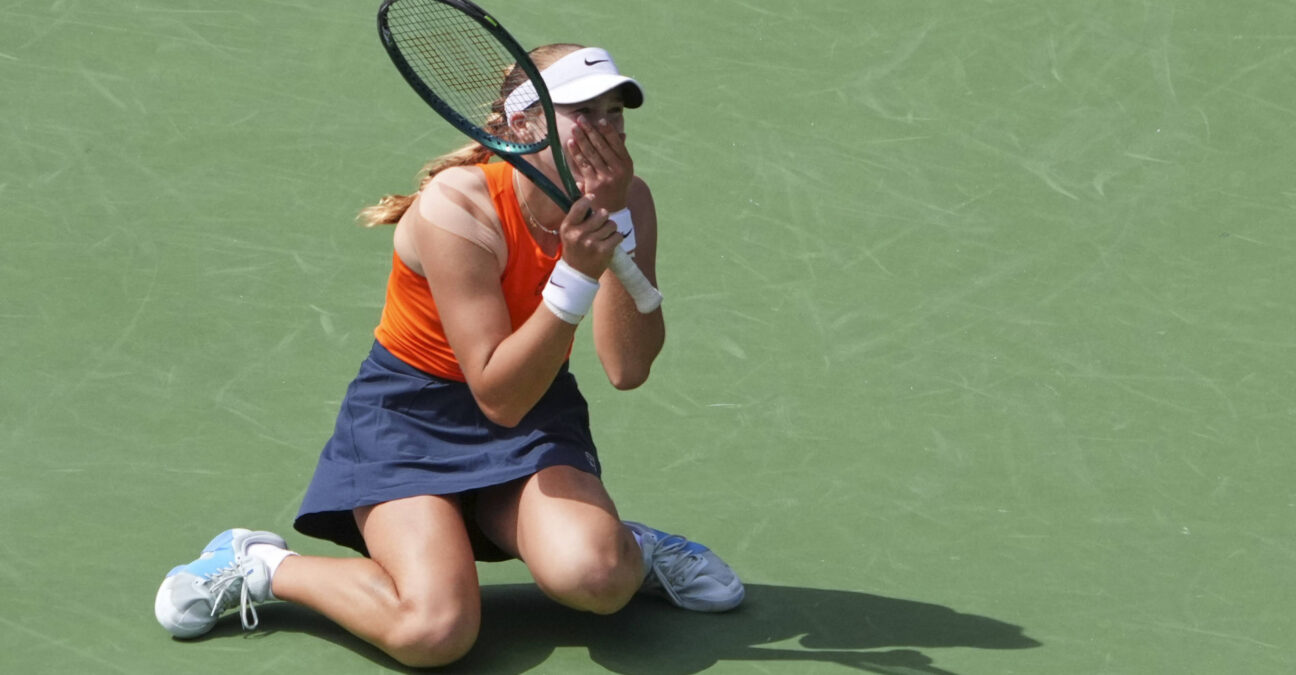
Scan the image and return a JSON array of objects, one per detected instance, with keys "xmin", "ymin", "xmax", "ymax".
[{"xmin": 510, "ymin": 158, "xmax": 575, "ymax": 213}]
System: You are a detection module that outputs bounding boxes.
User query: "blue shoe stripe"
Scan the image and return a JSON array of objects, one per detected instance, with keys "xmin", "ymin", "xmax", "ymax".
[
  {"xmin": 167, "ymin": 529, "xmax": 239, "ymax": 580},
  {"xmin": 202, "ymin": 530, "xmax": 237, "ymax": 553}
]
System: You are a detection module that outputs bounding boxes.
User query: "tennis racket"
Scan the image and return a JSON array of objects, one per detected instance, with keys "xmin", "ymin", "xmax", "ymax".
[{"xmin": 377, "ymin": 0, "xmax": 663, "ymax": 314}]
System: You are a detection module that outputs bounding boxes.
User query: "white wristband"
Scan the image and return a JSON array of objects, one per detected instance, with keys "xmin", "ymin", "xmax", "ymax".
[
  {"xmin": 608, "ymin": 208, "xmax": 635, "ymax": 254},
  {"xmin": 542, "ymin": 259, "xmax": 600, "ymax": 324}
]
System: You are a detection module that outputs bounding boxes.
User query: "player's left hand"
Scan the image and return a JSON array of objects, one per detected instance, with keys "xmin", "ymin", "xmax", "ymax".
[{"xmin": 568, "ymin": 115, "xmax": 633, "ymax": 212}]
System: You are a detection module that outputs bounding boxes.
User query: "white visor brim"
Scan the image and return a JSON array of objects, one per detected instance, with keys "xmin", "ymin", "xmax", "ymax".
[{"xmin": 504, "ymin": 48, "xmax": 645, "ymax": 118}]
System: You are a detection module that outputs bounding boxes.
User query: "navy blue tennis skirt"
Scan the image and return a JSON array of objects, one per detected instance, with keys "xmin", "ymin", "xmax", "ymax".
[{"xmin": 294, "ymin": 341, "xmax": 601, "ymax": 561}]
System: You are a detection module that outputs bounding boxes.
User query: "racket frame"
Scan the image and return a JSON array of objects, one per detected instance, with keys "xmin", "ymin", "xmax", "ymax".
[
  {"xmin": 377, "ymin": 0, "xmax": 662, "ymax": 313},
  {"xmin": 378, "ymin": 0, "xmax": 582, "ymax": 211}
]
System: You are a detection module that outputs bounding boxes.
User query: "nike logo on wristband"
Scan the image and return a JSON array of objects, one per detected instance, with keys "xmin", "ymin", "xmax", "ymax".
[
  {"xmin": 550, "ymin": 280, "xmax": 566, "ymax": 289},
  {"xmin": 584, "ymin": 58, "xmax": 609, "ymax": 66}
]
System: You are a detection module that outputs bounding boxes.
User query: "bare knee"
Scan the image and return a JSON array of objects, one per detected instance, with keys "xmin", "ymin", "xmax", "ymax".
[
  {"xmin": 532, "ymin": 535, "xmax": 642, "ymax": 615},
  {"xmin": 382, "ymin": 602, "xmax": 479, "ymax": 668}
]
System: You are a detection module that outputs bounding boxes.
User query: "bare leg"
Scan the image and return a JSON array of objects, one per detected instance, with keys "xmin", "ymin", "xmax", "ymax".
[
  {"xmin": 270, "ymin": 495, "xmax": 480, "ymax": 668},
  {"xmin": 477, "ymin": 465, "xmax": 644, "ymax": 614}
]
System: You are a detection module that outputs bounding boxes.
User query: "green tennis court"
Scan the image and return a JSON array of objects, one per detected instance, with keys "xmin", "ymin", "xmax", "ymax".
[{"xmin": 3, "ymin": 1, "xmax": 1294, "ymax": 672}]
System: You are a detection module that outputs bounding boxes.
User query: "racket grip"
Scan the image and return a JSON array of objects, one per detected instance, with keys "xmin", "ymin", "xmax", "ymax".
[{"xmin": 609, "ymin": 248, "xmax": 662, "ymax": 313}]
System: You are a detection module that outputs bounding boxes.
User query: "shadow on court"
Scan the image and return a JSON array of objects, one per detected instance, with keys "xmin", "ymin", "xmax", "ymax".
[{"xmin": 199, "ymin": 584, "xmax": 1039, "ymax": 673}]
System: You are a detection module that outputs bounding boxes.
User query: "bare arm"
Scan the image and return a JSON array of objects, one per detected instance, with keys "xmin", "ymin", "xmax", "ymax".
[
  {"xmin": 592, "ymin": 177, "xmax": 665, "ymax": 389},
  {"xmin": 566, "ymin": 115, "xmax": 666, "ymax": 389},
  {"xmin": 409, "ymin": 168, "xmax": 618, "ymax": 427}
]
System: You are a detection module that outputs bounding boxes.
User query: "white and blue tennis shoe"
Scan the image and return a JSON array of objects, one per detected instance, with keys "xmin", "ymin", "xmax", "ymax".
[
  {"xmin": 154, "ymin": 528, "xmax": 286, "ymax": 638},
  {"xmin": 624, "ymin": 521, "xmax": 745, "ymax": 612}
]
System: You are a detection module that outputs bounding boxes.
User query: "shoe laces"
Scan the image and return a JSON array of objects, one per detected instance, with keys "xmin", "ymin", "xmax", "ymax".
[
  {"xmin": 203, "ymin": 563, "xmax": 260, "ymax": 631},
  {"xmin": 650, "ymin": 534, "xmax": 708, "ymax": 588}
]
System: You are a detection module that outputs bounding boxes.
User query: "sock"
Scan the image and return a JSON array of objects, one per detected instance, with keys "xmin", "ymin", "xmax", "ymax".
[{"xmin": 247, "ymin": 544, "xmax": 298, "ymax": 599}]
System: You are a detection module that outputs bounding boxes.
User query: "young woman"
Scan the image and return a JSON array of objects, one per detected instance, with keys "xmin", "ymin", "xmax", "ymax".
[{"xmin": 154, "ymin": 44, "xmax": 744, "ymax": 668}]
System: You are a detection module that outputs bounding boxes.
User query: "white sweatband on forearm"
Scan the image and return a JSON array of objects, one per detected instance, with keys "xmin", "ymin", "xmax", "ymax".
[
  {"xmin": 542, "ymin": 259, "xmax": 600, "ymax": 325},
  {"xmin": 608, "ymin": 208, "xmax": 635, "ymax": 255}
]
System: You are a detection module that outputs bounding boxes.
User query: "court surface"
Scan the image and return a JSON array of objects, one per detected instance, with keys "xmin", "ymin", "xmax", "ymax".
[{"xmin": 3, "ymin": 1, "xmax": 1294, "ymax": 673}]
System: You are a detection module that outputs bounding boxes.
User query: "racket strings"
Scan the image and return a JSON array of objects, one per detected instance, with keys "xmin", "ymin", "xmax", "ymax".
[{"xmin": 385, "ymin": 0, "xmax": 544, "ymax": 143}]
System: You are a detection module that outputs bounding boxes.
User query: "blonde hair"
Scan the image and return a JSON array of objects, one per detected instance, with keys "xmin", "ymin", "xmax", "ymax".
[{"xmin": 358, "ymin": 43, "xmax": 585, "ymax": 228}]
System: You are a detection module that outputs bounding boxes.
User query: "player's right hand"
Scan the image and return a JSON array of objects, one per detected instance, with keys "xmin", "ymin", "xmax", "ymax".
[{"xmin": 559, "ymin": 195, "xmax": 624, "ymax": 279}]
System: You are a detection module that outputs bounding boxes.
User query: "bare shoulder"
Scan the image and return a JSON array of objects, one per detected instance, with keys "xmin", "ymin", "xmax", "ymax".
[
  {"xmin": 420, "ymin": 165, "xmax": 489, "ymax": 209},
  {"xmin": 430, "ymin": 164, "xmax": 487, "ymax": 189},
  {"xmin": 413, "ymin": 165, "xmax": 500, "ymax": 229},
  {"xmin": 400, "ymin": 165, "xmax": 506, "ymax": 275}
]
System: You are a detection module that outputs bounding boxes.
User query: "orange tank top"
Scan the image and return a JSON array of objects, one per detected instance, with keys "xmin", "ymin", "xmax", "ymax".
[{"xmin": 373, "ymin": 162, "xmax": 562, "ymax": 382}]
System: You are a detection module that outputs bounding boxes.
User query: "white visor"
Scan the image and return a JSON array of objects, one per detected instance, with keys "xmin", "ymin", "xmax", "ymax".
[{"xmin": 504, "ymin": 48, "xmax": 645, "ymax": 118}]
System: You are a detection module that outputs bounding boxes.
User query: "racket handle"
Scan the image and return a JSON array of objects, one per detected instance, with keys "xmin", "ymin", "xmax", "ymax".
[{"xmin": 609, "ymin": 248, "xmax": 662, "ymax": 313}]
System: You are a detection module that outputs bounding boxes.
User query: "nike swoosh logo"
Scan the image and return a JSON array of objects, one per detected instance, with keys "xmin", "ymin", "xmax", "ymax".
[{"xmin": 585, "ymin": 58, "xmax": 609, "ymax": 66}]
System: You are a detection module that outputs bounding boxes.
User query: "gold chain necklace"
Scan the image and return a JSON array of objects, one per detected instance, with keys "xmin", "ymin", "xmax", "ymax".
[{"xmin": 513, "ymin": 169, "xmax": 558, "ymax": 236}]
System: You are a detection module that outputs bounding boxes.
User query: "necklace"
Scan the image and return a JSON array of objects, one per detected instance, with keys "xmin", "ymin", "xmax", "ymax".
[{"xmin": 513, "ymin": 170, "xmax": 558, "ymax": 236}]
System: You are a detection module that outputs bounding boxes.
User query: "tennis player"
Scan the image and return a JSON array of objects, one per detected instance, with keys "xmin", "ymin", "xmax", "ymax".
[{"xmin": 154, "ymin": 43, "xmax": 743, "ymax": 668}]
